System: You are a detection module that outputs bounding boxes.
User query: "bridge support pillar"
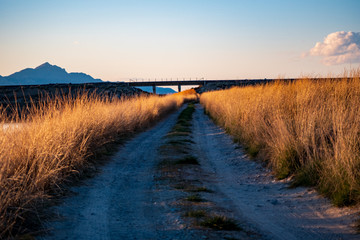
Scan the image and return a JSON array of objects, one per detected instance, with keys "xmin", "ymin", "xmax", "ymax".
[
  {"xmin": 178, "ymin": 84, "xmax": 181, "ymax": 92},
  {"xmin": 152, "ymin": 85, "xmax": 156, "ymax": 94}
]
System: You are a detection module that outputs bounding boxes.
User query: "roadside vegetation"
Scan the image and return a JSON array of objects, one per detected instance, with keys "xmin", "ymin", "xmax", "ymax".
[
  {"xmin": 200, "ymin": 70, "xmax": 360, "ymax": 206},
  {"xmin": 0, "ymin": 92, "xmax": 189, "ymax": 238}
]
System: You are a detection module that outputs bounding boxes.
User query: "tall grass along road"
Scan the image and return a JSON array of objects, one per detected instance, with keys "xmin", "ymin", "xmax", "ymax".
[
  {"xmin": 0, "ymin": 93, "xmax": 188, "ymax": 238},
  {"xmin": 41, "ymin": 105, "xmax": 187, "ymax": 240},
  {"xmin": 192, "ymin": 104, "xmax": 358, "ymax": 240},
  {"xmin": 200, "ymin": 73, "xmax": 360, "ymax": 207}
]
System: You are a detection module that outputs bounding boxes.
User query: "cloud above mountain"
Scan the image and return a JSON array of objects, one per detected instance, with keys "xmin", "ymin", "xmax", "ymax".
[{"xmin": 305, "ymin": 31, "xmax": 360, "ymax": 65}]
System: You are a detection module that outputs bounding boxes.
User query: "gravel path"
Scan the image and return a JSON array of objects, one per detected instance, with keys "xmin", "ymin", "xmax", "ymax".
[
  {"xmin": 41, "ymin": 104, "xmax": 359, "ymax": 240},
  {"xmin": 192, "ymin": 104, "xmax": 359, "ymax": 240}
]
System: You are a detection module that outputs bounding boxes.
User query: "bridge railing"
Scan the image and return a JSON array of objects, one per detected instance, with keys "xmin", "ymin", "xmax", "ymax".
[{"xmin": 127, "ymin": 78, "xmax": 206, "ymax": 83}]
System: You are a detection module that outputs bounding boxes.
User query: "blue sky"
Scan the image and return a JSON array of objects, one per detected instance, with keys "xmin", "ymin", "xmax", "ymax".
[{"xmin": 0, "ymin": 0, "xmax": 359, "ymax": 81}]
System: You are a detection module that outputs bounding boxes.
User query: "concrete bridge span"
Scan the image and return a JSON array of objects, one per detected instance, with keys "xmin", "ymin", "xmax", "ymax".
[{"xmin": 127, "ymin": 79, "xmax": 292, "ymax": 94}]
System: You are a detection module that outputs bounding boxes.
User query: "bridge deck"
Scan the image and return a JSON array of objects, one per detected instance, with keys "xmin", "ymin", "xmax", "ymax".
[
  {"xmin": 126, "ymin": 78, "xmax": 346, "ymax": 93},
  {"xmin": 126, "ymin": 79, "xmax": 295, "ymax": 87}
]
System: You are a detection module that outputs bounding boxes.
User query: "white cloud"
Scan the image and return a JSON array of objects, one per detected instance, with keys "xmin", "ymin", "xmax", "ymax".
[
  {"xmin": 306, "ymin": 31, "xmax": 360, "ymax": 65},
  {"xmin": 73, "ymin": 40, "xmax": 80, "ymax": 45}
]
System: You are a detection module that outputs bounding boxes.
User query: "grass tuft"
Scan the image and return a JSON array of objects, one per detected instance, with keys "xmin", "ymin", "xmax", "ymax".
[
  {"xmin": 184, "ymin": 209, "xmax": 207, "ymax": 218},
  {"xmin": 200, "ymin": 215, "xmax": 241, "ymax": 231},
  {"xmin": 185, "ymin": 194, "xmax": 204, "ymax": 202}
]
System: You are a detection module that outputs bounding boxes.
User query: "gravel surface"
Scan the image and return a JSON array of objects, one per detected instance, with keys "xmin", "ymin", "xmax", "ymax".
[{"xmin": 41, "ymin": 104, "xmax": 359, "ymax": 240}]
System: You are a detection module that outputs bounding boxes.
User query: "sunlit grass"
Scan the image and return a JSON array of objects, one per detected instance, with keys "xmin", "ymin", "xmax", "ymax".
[
  {"xmin": 200, "ymin": 69, "xmax": 360, "ymax": 206},
  {"xmin": 0, "ymin": 92, "xmax": 192, "ymax": 237},
  {"xmin": 173, "ymin": 88, "xmax": 198, "ymax": 97}
]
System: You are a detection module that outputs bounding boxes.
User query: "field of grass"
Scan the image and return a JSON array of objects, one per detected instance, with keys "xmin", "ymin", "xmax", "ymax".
[
  {"xmin": 0, "ymin": 92, "xmax": 190, "ymax": 237},
  {"xmin": 200, "ymin": 70, "xmax": 360, "ymax": 206}
]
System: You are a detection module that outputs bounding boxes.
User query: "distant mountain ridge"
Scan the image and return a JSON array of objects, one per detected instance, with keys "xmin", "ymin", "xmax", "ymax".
[
  {"xmin": 0, "ymin": 62, "xmax": 102, "ymax": 86},
  {"xmin": 0, "ymin": 63, "xmax": 177, "ymax": 94}
]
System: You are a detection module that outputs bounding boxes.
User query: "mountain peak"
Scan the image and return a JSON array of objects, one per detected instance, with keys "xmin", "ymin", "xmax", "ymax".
[
  {"xmin": 35, "ymin": 62, "xmax": 53, "ymax": 69},
  {"xmin": 1, "ymin": 62, "xmax": 103, "ymax": 85}
]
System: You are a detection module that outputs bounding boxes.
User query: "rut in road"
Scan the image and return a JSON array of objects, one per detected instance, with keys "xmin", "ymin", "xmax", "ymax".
[{"xmin": 42, "ymin": 103, "xmax": 359, "ymax": 240}]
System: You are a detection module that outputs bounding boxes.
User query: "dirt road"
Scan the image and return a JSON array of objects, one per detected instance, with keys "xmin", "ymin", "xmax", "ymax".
[{"xmin": 42, "ymin": 104, "xmax": 359, "ymax": 240}]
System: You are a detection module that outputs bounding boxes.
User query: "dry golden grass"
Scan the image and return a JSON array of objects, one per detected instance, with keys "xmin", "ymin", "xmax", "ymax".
[
  {"xmin": 200, "ymin": 70, "xmax": 360, "ymax": 206},
  {"xmin": 0, "ymin": 92, "xmax": 188, "ymax": 237},
  {"xmin": 173, "ymin": 88, "xmax": 200, "ymax": 102},
  {"xmin": 174, "ymin": 88, "xmax": 197, "ymax": 96}
]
